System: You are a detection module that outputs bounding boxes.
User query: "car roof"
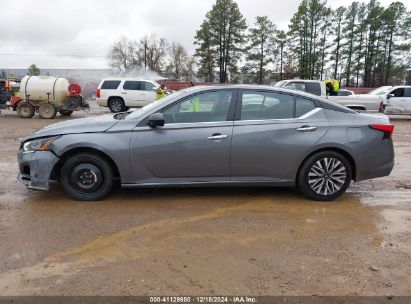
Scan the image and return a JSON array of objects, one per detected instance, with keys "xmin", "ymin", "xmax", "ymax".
[
  {"xmin": 277, "ymin": 79, "xmax": 323, "ymax": 83},
  {"xmin": 177, "ymin": 84, "xmax": 354, "ymax": 113},
  {"xmin": 391, "ymin": 85, "xmax": 411, "ymax": 89},
  {"xmin": 178, "ymin": 84, "xmax": 319, "ymax": 98},
  {"xmin": 101, "ymin": 78, "xmax": 158, "ymax": 82}
]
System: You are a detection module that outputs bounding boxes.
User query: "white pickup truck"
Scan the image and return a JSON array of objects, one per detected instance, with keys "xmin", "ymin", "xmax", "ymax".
[
  {"xmin": 383, "ymin": 86, "xmax": 411, "ymax": 115},
  {"xmin": 274, "ymin": 80, "xmax": 384, "ymax": 113}
]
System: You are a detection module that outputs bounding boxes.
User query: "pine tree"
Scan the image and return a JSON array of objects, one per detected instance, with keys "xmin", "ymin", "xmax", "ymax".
[
  {"xmin": 246, "ymin": 16, "xmax": 276, "ymax": 84},
  {"xmin": 194, "ymin": 0, "xmax": 247, "ymax": 83}
]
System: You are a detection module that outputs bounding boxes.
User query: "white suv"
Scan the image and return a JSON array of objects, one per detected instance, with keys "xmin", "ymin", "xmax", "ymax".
[{"xmin": 96, "ymin": 78, "xmax": 160, "ymax": 113}]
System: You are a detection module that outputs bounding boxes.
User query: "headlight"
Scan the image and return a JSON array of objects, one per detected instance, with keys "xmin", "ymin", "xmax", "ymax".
[{"xmin": 22, "ymin": 136, "xmax": 60, "ymax": 152}]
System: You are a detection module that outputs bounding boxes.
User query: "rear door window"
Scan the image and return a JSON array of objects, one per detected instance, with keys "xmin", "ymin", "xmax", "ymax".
[
  {"xmin": 404, "ymin": 88, "xmax": 411, "ymax": 97},
  {"xmin": 240, "ymin": 91, "xmax": 294, "ymax": 120},
  {"xmin": 240, "ymin": 91, "xmax": 316, "ymax": 120},
  {"xmin": 101, "ymin": 80, "xmax": 121, "ymax": 90},
  {"xmin": 296, "ymin": 97, "xmax": 316, "ymax": 117},
  {"xmin": 123, "ymin": 81, "xmax": 141, "ymax": 90}
]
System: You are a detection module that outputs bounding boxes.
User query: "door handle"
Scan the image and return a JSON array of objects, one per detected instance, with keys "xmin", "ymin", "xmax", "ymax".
[
  {"xmin": 208, "ymin": 134, "xmax": 228, "ymax": 140},
  {"xmin": 296, "ymin": 126, "xmax": 317, "ymax": 133},
  {"xmin": 121, "ymin": 92, "xmax": 127, "ymax": 94}
]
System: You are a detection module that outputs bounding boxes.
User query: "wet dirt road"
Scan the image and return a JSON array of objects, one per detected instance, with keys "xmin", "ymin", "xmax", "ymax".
[{"xmin": 0, "ymin": 108, "xmax": 410, "ymax": 296}]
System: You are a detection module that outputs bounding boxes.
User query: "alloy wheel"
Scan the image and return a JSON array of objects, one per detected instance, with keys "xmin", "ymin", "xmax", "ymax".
[
  {"xmin": 110, "ymin": 100, "xmax": 123, "ymax": 112},
  {"xmin": 308, "ymin": 157, "xmax": 347, "ymax": 196}
]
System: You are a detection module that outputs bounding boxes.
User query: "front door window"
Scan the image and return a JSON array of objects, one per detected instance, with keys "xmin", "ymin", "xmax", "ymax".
[{"xmin": 161, "ymin": 90, "xmax": 233, "ymax": 124}]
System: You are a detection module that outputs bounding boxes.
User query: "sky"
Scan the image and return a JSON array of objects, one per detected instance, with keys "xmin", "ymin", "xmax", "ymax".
[{"xmin": 0, "ymin": 0, "xmax": 407, "ymax": 69}]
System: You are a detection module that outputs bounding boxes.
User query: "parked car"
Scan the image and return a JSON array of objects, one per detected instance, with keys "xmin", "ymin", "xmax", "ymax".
[
  {"xmin": 18, "ymin": 85, "xmax": 394, "ymax": 201},
  {"xmin": 337, "ymin": 89, "xmax": 355, "ymax": 96},
  {"xmin": 383, "ymin": 86, "xmax": 411, "ymax": 115},
  {"xmin": 96, "ymin": 78, "xmax": 160, "ymax": 113},
  {"xmin": 274, "ymin": 79, "xmax": 385, "ymax": 112}
]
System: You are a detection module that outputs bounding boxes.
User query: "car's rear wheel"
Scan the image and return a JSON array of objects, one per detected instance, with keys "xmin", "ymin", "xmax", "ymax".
[
  {"xmin": 61, "ymin": 153, "xmax": 114, "ymax": 201},
  {"xmin": 108, "ymin": 98, "xmax": 125, "ymax": 113},
  {"xmin": 298, "ymin": 151, "xmax": 352, "ymax": 201}
]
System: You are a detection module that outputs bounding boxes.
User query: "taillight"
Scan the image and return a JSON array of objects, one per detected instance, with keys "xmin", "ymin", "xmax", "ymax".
[
  {"xmin": 369, "ymin": 124, "xmax": 394, "ymax": 139},
  {"xmin": 378, "ymin": 101, "xmax": 385, "ymax": 113},
  {"xmin": 96, "ymin": 88, "xmax": 100, "ymax": 98}
]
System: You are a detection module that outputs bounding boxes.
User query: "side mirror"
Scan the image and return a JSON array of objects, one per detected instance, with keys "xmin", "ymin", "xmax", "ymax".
[
  {"xmin": 386, "ymin": 94, "xmax": 394, "ymax": 100},
  {"xmin": 147, "ymin": 112, "xmax": 165, "ymax": 127}
]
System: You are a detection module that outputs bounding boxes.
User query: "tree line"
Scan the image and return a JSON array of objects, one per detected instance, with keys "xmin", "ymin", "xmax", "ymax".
[
  {"xmin": 108, "ymin": 0, "xmax": 411, "ymax": 86},
  {"xmin": 108, "ymin": 35, "xmax": 196, "ymax": 81}
]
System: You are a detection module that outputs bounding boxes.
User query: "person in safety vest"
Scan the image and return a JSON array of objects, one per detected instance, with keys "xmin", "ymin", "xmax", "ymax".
[
  {"xmin": 192, "ymin": 96, "xmax": 200, "ymax": 112},
  {"xmin": 324, "ymin": 79, "xmax": 339, "ymax": 96},
  {"xmin": 0, "ymin": 81, "xmax": 10, "ymax": 115},
  {"xmin": 156, "ymin": 85, "xmax": 166, "ymax": 100}
]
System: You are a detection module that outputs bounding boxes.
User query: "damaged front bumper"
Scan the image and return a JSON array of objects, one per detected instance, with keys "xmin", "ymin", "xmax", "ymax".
[{"xmin": 17, "ymin": 150, "xmax": 59, "ymax": 190}]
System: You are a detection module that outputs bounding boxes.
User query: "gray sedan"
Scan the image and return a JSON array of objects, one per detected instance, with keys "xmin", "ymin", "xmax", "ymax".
[{"xmin": 17, "ymin": 85, "xmax": 395, "ymax": 201}]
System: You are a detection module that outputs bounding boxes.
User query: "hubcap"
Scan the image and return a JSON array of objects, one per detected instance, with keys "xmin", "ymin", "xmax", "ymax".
[
  {"xmin": 70, "ymin": 163, "xmax": 104, "ymax": 193},
  {"xmin": 308, "ymin": 157, "xmax": 347, "ymax": 196},
  {"xmin": 111, "ymin": 100, "xmax": 122, "ymax": 112}
]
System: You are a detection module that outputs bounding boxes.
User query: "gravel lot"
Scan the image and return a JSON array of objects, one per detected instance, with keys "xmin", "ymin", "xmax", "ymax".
[{"xmin": 0, "ymin": 103, "xmax": 410, "ymax": 296}]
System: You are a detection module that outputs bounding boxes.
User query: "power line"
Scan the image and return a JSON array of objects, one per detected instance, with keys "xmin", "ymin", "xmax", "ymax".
[{"xmin": 0, "ymin": 53, "xmax": 107, "ymax": 58}]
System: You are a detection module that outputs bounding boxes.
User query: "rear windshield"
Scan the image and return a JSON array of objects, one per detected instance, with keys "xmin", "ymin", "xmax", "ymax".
[
  {"xmin": 101, "ymin": 80, "xmax": 121, "ymax": 90},
  {"xmin": 277, "ymin": 81, "xmax": 322, "ymax": 96},
  {"xmin": 305, "ymin": 83, "xmax": 322, "ymax": 96}
]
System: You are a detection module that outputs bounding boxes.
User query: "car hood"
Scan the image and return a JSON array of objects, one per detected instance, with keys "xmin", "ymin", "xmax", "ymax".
[{"xmin": 29, "ymin": 114, "xmax": 119, "ymax": 139}]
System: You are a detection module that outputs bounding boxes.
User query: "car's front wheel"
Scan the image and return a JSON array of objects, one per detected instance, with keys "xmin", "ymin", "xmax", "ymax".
[
  {"xmin": 61, "ymin": 153, "xmax": 114, "ymax": 201},
  {"xmin": 298, "ymin": 151, "xmax": 352, "ymax": 201}
]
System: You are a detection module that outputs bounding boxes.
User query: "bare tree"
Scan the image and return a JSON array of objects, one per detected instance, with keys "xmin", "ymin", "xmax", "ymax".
[
  {"xmin": 167, "ymin": 42, "xmax": 189, "ymax": 79},
  {"xmin": 108, "ymin": 35, "xmax": 169, "ymax": 73},
  {"xmin": 108, "ymin": 37, "xmax": 136, "ymax": 72}
]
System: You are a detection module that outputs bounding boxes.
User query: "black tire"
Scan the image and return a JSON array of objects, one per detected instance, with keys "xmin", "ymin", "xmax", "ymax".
[
  {"xmin": 38, "ymin": 103, "xmax": 57, "ymax": 119},
  {"xmin": 297, "ymin": 151, "xmax": 352, "ymax": 201},
  {"xmin": 59, "ymin": 110, "xmax": 74, "ymax": 116},
  {"xmin": 61, "ymin": 153, "xmax": 114, "ymax": 201},
  {"xmin": 17, "ymin": 102, "xmax": 35, "ymax": 118},
  {"xmin": 108, "ymin": 98, "xmax": 125, "ymax": 113}
]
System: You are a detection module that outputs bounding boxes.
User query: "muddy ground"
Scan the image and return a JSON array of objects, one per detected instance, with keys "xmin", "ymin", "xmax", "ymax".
[{"xmin": 0, "ymin": 105, "xmax": 410, "ymax": 296}]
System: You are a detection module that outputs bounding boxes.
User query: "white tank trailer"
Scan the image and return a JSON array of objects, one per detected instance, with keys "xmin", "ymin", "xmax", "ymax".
[{"xmin": 16, "ymin": 76, "xmax": 89, "ymax": 119}]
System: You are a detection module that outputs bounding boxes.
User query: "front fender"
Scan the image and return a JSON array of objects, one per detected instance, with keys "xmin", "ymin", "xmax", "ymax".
[{"xmin": 51, "ymin": 132, "xmax": 134, "ymax": 183}]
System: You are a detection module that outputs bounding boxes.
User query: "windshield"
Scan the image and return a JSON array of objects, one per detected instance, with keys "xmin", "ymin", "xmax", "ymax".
[
  {"xmin": 368, "ymin": 86, "xmax": 392, "ymax": 95},
  {"xmin": 125, "ymin": 90, "xmax": 186, "ymax": 120},
  {"xmin": 273, "ymin": 80, "xmax": 286, "ymax": 87}
]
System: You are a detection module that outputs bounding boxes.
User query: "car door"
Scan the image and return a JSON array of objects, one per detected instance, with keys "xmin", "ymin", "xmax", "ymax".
[
  {"xmin": 121, "ymin": 80, "xmax": 144, "ymax": 107},
  {"xmin": 129, "ymin": 90, "xmax": 235, "ymax": 184},
  {"xmin": 139, "ymin": 81, "xmax": 157, "ymax": 105},
  {"xmin": 387, "ymin": 87, "xmax": 411, "ymax": 113},
  {"xmin": 99, "ymin": 80, "xmax": 122, "ymax": 104},
  {"xmin": 230, "ymin": 90, "xmax": 329, "ymax": 183}
]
